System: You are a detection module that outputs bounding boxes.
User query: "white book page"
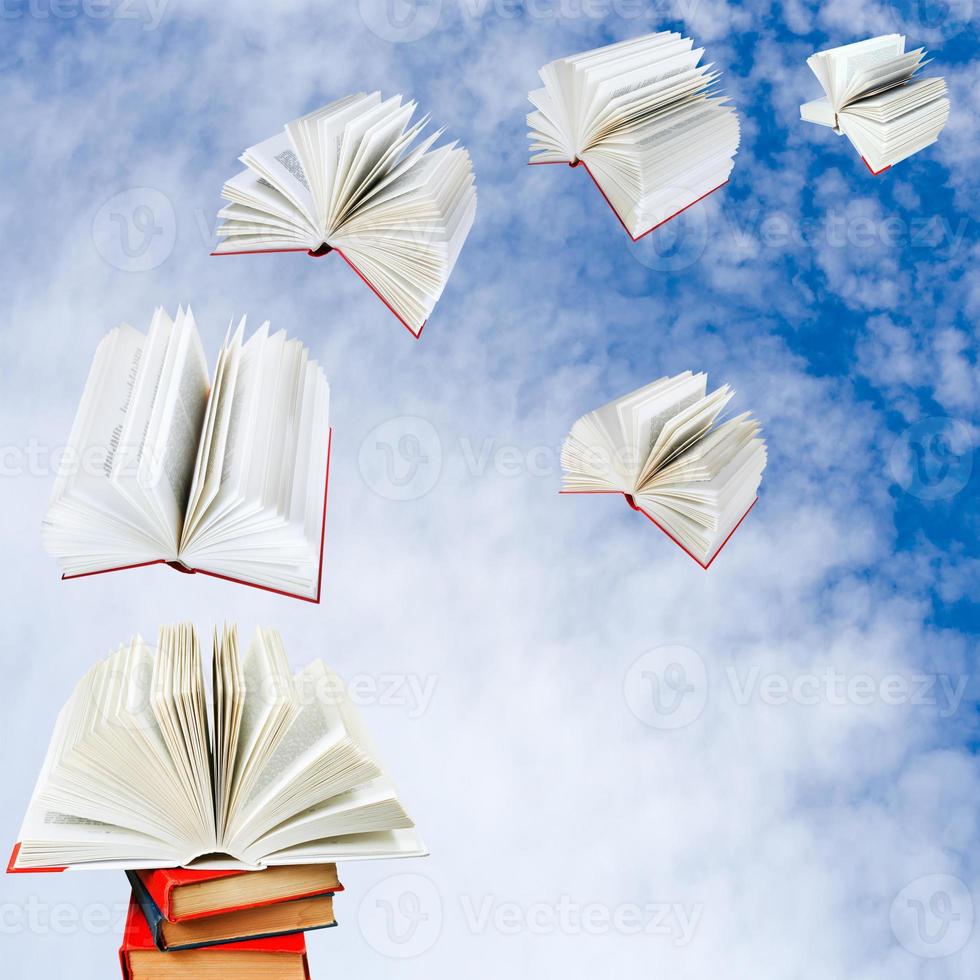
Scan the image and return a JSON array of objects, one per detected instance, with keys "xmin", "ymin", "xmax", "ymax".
[
  {"xmin": 241, "ymin": 130, "xmax": 318, "ymax": 229},
  {"xmin": 134, "ymin": 307, "xmax": 210, "ymax": 551}
]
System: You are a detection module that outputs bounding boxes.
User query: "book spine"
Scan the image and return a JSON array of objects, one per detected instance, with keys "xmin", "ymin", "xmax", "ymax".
[{"xmin": 126, "ymin": 870, "xmax": 168, "ymax": 951}]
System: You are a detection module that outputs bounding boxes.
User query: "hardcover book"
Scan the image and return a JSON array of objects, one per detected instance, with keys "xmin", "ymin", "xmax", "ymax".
[
  {"xmin": 135, "ymin": 863, "xmax": 343, "ymax": 922},
  {"xmin": 528, "ymin": 31, "xmax": 739, "ymax": 240},
  {"xmin": 10, "ymin": 623, "xmax": 426, "ymax": 871},
  {"xmin": 119, "ymin": 897, "xmax": 311, "ymax": 979},
  {"xmin": 42, "ymin": 307, "xmax": 331, "ymax": 602},
  {"xmin": 127, "ymin": 869, "xmax": 336, "ymax": 951},
  {"xmin": 799, "ymin": 35, "xmax": 949, "ymax": 174},
  {"xmin": 213, "ymin": 92, "xmax": 477, "ymax": 337},
  {"xmin": 561, "ymin": 371, "xmax": 766, "ymax": 567}
]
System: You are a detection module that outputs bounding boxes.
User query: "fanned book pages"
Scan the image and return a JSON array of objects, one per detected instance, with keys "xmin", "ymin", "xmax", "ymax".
[
  {"xmin": 212, "ymin": 92, "xmax": 478, "ymax": 337},
  {"xmin": 10, "ymin": 624, "xmax": 425, "ymax": 872},
  {"xmin": 799, "ymin": 35, "xmax": 949, "ymax": 175},
  {"xmin": 41, "ymin": 307, "xmax": 331, "ymax": 602},
  {"xmin": 561, "ymin": 372, "xmax": 766, "ymax": 568},
  {"xmin": 527, "ymin": 32, "xmax": 739, "ymax": 240}
]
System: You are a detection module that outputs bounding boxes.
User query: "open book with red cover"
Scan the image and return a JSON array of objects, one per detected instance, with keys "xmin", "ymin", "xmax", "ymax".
[
  {"xmin": 10, "ymin": 623, "xmax": 426, "ymax": 873},
  {"xmin": 561, "ymin": 371, "xmax": 766, "ymax": 568},
  {"xmin": 528, "ymin": 32, "xmax": 738, "ymax": 241},
  {"xmin": 212, "ymin": 92, "xmax": 477, "ymax": 338},
  {"xmin": 42, "ymin": 307, "xmax": 331, "ymax": 602},
  {"xmin": 120, "ymin": 896, "xmax": 311, "ymax": 980},
  {"xmin": 799, "ymin": 35, "xmax": 948, "ymax": 175}
]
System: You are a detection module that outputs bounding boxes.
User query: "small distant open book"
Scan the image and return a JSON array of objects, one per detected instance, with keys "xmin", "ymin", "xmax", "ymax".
[
  {"xmin": 42, "ymin": 307, "xmax": 330, "ymax": 602},
  {"xmin": 10, "ymin": 624, "xmax": 424, "ymax": 871},
  {"xmin": 528, "ymin": 32, "xmax": 739, "ymax": 240},
  {"xmin": 213, "ymin": 93, "xmax": 477, "ymax": 337},
  {"xmin": 800, "ymin": 35, "xmax": 949, "ymax": 175},
  {"xmin": 561, "ymin": 372, "xmax": 766, "ymax": 567}
]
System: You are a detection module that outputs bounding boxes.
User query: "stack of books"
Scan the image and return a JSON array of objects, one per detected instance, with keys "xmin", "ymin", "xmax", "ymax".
[{"xmin": 120, "ymin": 863, "xmax": 343, "ymax": 978}]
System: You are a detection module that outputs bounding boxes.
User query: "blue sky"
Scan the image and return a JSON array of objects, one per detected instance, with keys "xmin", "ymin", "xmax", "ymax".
[{"xmin": 0, "ymin": 2, "xmax": 978, "ymax": 978}]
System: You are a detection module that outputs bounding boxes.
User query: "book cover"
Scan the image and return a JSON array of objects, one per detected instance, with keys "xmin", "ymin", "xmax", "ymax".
[
  {"xmin": 136, "ymin": 864, "xmax": 343, "ymax": 922},
  {"xmin": 119, "ymin": 897, "xmax": 311, "ymax": 980},
  {"xmin": 126, "ymin": 871, "xmax": 337, "ymax": 951}
]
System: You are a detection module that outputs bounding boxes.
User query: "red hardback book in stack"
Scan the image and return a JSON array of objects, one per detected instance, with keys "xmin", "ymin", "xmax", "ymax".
[{"xmin": 119, "ymin": 897, "xmax": 312, "ymax": 980}]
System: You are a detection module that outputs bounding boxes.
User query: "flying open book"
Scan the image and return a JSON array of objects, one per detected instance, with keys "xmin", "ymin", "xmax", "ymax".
[
  {"xmin": 10, "ymin": 624, "xmax": 425, "ymax": 872},
  {"xmin": 528, "ymin": 32, "xmax": 739, "ymax": 240},
  {"xmin": 800, "ymin": 35, "xmax": 949, "ymax": 175},
  {"xmin": 42, "ymin": 307, "xmax": 331, "ymax": 602},
  {"xmin": 212, "ymin": 93, "xmax": 477, "ymax": 337},
  {"xmin": 561, "ymin": 372, "xmax": 766, "ymax": 567}
]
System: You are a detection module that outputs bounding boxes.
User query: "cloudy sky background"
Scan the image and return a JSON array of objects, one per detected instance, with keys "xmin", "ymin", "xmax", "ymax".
[{"xmin": 0, "ymin": 1, "xmax": 977, "ymax": 977}]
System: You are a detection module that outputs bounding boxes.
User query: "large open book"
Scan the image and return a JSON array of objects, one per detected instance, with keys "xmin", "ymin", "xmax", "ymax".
[
  {"xmin": 212, "ymin": 93, "xmax": 477, "ymax": 337},
  {"xmin": 561, "ymin": 372, "xmax": 766, "ymax": 567},
  {"xmin": 528, "ymin": 32, "xmax": 739, "ymax": 240},
  {"xmin": 800, "ymin": 35, "xmax": 949, "ymax": 174},
  {"xmin": 42, "ymin": 307, "xmax": 331, "ymax": 602},
  {"xmin": 10, "ymin": 624, "xmax": 424, "ymax": 871}
]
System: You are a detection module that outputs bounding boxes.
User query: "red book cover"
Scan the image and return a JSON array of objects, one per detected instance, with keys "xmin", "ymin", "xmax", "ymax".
[
  {"xmin": 6, "ymin": 842, "xmax": 65, "ymax": 874},
  {"xmin": 211, "ymin": 245, "xmax": 426, "ymax": 338},
  {"xmin": 862, "ymin": 156, "xmax": 891, "ymax": 176},
  {"xmin": 138, "ymin": 865, "xmax": 344, "ymax": 923},
  {"xmin": 560, "ymin": 490, "xmax": 758, "ymax": 569},
  {"xmin": 529, "ymin": 159, "xmax": 727, "ymax": 242},
  {"xmin": 61, "ymin": 428, "xmax": 332, "ymax": 603},
  {"xmin": 119, "ymin": 897, "xmax": 310, "ymax": 980}
]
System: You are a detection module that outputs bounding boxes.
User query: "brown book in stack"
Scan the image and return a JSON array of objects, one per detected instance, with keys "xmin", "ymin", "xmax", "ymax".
[{"xmin": 120, "ymin": 863, "xmax": 342, "ymax": 978}]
